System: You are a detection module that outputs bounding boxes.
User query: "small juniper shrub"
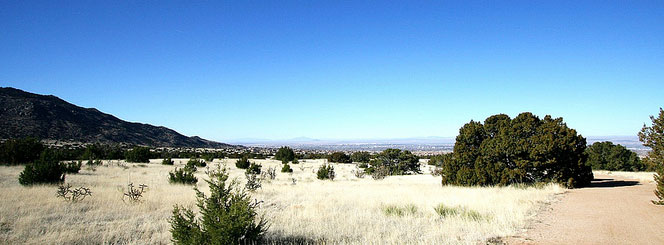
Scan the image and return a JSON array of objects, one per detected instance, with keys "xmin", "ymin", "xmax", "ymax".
[
  {"xmin": 235, "ymin": 156, "xmax": 250, "ymax": 169},
  {"xmin": 316, "ymin": 164, "xmax": 335, "ymax": 180},
  {"xmin": 162, "ymin": 158, "xmax": 175, "ymax": 165},
  {"xmin": 187, "ymin": 158, "xmax": 206, "ymax": 168},
  {"xmin": 170, "ymin": 164, "xmax": 267, "ymax": 244},
  {"xmin": 292, "ymin": 158, "xmax": 299, "ymax": 164},
  {"xmin": 169, "ymin": 165, "xmax": 198, "ymax": 184},
  {"xmin": 123, "ymin": 183, "xmax": 148, "ymax": 203},
  {"xmin": 61, "ymin": 161, "xmax": 82, "ymax": 174},
  {"xmin": 281, "ymin": 163, "xmax": 293, "ymax": 173},
  {"xmin": 56, "ymin": 184, "xmax": 92, "ymax": 202},
  {"xmin": 19, "ymin": 150, "xmax": 65, "ymax": 186},
  {"xmin": 246, "ymin": 162, "xmax": 262, "ymax": 175}
]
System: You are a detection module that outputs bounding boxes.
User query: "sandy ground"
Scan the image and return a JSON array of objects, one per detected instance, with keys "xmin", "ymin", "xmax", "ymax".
[{"xmin": 507, "ymin": 174, "xmax": 664, "ymax": 245}]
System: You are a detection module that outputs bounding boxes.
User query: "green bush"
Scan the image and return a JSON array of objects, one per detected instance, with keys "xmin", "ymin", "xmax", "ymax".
[
  {"xmin": 170, "ymin": 166, "xmax": 267, "ymax": 244},
  {"xmin": 235, "ymin": 156, "xmax": 250, "ymax": 169},
  {"xmin": 440, "ymin": 113, "xmax": 593, "ymax": 188},
  {"xmin": 61, "ymin": 160, "xmax": 82, "ymax": 174},
  {"xmin": 281, "ymin": 163, "xmax": 293, "ymax": 173},
  {"xmin": 125, "ymin": 146, "xmax": 151, "ymax": 163},
  {"xmin": 428, "ymin": 153, "xmax": 452, "ymax": 167},
  {"xmin": 316, "ymin": 164, "xmax": 335, "ymax": 180},
  {"xmin": 162, "ymin": 158, "xmax": 175, "ymax": 165},
  {"xmin": 0, "ymin": 137, "xmax": 44, "ymax": 165},
  {"xmin": 586, "ymin": 141, "xmax": 645, "ymax": 171},
  {"xmin": 186, "ymin": 158, "xmax": 206, "ymax": 168},
  {"xmin": 368, "ymin": 149, "xmax": 420, "ymax": 175},
  {"xmin": 202, "ymin": 154, "xmax": 214, "ymax": 162},
  {"xmin": 169, "ymin": 165, "xmax": 198, "ymax": 184},
  {"xmin": 327, "ymin": 152, "xmax": 351, "ymax": 163},
  {"xmin": 351, "ymin": 151, "xmax": 371, "ymax": 163},
  {"xmin": 246, "ymin": 162, "xmax": 262, "ymax": 175},
  {"xmin": 275, "ymin": 146, "xmax": 296, "ymax": 162},
  {"xmin": 19, "ymin": 150, "xmax": 65, "ymax": 186},
  {"xmin": 639, "ymin": 108, "xmax": 664, "ymax": 205}
]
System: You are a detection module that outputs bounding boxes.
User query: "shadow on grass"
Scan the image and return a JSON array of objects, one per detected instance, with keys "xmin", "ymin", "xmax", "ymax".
[
  {"xmin": 262, "ymin": 234, "xmax": 324, "ymax": 245},
  {"xmin": 586, "ymin": 178, "xmax": 640, "ymax": 188}
]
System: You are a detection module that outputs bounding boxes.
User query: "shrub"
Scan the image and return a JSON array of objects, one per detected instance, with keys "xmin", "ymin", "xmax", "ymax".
[
  {"xmin": 187, "ymin": 158, "xmax": 206, "ymax": 168},
  {"xmin": 327, "ymin": 152, "xmax": 351, "ymax": 163},
  {"xmin": 262, "ymin": 167, "xmax": 277, "ymax": 180},
  {"xmin": 162, "ymin": 158, "xmax": 175, "ymax": 165},
  {"xmin": 281, "ymin": 163, "xmax": 293, "ymax": 173},
  {"xmin": 87, "ymin": 159, "xmax": 102, "ymax": 166},
  {"xmin": 169, "ymin": 165, "xmax": 198, "ymax": 184},
  {"xmin": 56, "ymin": 184, "xmax": 92, "ymax": 202},
  {"xmin": 122, "ymin": 183, "xmax": 148, "ymax": 203},
  {"xmin": 316, "ymin": 164, "xmax": 335, "ymax": 180},
  {"xmin": 202, "ymin": 154, "xmax": 214, "ymax": 162},
  {"xmin": 369, "ymin": 149, "xmax": 420, "ymax": 175},
  {"xmin": 0, "ymin": 137, "xmax": 44, "ymax": 165},
  {"xmin": 275, "ymin": 146, "xmax": 296, "ymax": 162},
  {"xmin": 125, "ymin": 146, "xmax": 151, "ymax": 163},
  {"xmin": 246, "ymin": 162, "xmax": 262, "ymax": 175},
  {"xmin": 352, "ymin": 166, "xmax": 366, "ymax": 178},
  {"xmin": 235, "ymin": 156, "xmax": 250, "ymax": 169},
  {"xmin": 245, "ymin": 172, "xmax": 262, "ymax": 191},
  {"xmin": 170, "ymin": 165, "xmax": 267, "ymax": 244},
  {"xmin": 19, "ymin": 150, "xmax": 65, "ymax": 186},
  {"xmin": 586, "ymin": 141, "xmax": 645, "ymax": 171},
  {"xmin": 440, "ymin": 113, "xmax": 593, "ymax": 188},
  {"xmin": 370, "ymin": 165, "xmax": 390, "ymax": 180},
  {"xmin": 351, "ymin": 151, "xmax": 371, "ymax": 163},
  {"xmin": 292, "ymin": 158, "xmax": 299, "ymax": 164},
  {"xmin": 61, "ymin": 161, "xmax": 82, "ymax": 174},
  {"xmin": 428, "ymin": 153, "xmax": 452, "ymax": 167},
  {"xmin": 357, "ymin": 162, "xmax": 368, "ymax": 168}
]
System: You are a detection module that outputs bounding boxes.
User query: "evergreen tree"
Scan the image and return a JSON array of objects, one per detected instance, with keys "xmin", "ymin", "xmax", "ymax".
[{"xmin": 639, "ymin": 108, "xmax": 664, "ymax": 205}]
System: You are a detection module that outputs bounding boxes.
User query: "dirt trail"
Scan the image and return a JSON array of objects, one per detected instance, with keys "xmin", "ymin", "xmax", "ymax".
[{"xmin": 508, "ymin": 174, "xmax": 664, "ymax": 245}]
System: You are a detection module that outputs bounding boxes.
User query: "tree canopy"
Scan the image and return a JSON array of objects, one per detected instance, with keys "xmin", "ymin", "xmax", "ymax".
[
  {"xmin": 639, "ymin": 108, "xmax": 664, "ymax": 205},
  {"xmin": 368, "ymin": 148, "xmax": 420, "ymax": 175},
  {"xmin": 586, "ymin": 141, "xmax": 645, "ymax": 171},
  {"xmin": 440, "ymin": 113, "xmax": 593, "ymax": 188},
  {"xmin": 327, "ymin": 152, "xmax": 351, "ymax": 163},
  {"xmin": 274, "ymin": 146, "xmax": 296, "ymax": 162}
]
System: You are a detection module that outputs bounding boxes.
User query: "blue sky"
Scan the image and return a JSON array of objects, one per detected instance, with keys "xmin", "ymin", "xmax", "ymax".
[{"xmin": 1, "ymin": 1, "xmax": 662, "ymax": 141}]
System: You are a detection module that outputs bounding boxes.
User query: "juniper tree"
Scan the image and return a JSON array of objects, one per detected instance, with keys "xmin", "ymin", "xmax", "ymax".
[{"xmin": 639, "ymin": 108, "xmax": 664, "ymax": 205}]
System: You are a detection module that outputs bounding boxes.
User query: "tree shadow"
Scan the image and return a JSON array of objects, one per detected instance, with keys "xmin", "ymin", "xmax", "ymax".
[{"xmin": 586, "ymin": 178, "xmax": 640, "ymax": 188}]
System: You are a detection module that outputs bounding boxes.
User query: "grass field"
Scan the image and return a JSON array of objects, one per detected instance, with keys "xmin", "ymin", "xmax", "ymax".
[{"xmin": 0, "ymin": 159, "xmax": 564, "ymax": 244}]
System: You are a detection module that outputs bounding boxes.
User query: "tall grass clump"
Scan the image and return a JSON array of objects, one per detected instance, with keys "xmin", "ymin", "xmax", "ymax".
[{"xmin": 434, "ymin": 204, "xmax": 486, "ymax": 221}]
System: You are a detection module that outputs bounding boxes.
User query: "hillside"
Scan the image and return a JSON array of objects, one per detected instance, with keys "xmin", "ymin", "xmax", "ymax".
[{"xmin": 0, "ymin": 87, "xmax": 234, "ymax": 148}]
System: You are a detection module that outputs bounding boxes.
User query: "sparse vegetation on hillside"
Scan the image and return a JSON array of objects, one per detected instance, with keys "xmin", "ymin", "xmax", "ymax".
[
  {"xmin": 586, "ymin": 141, "xmax": 645, "ymax": 171},
  {"xmin": 639, "ymin": 108, "xmax": 664, "ymax": 205},
  {"xmin": 440, "ymin": 113, "xmax": 593, "ymax": 188},
  {"xmin": 327, "ymin": 152, "xmax": 351, "ymax": 163},
  {"xmin": 125, "ymin": 146, "xmax": 151, "ymax": 163},
  {"xmin": 351, "ymin": 151, "xmax": 371, "ymax": 163},
  {"xmin": 0, "ymin": 137, "xmax": 44, "ymax": 165}
]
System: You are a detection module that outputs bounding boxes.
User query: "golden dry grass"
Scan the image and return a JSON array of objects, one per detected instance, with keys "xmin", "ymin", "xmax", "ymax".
[
  {"xmin": 0, "ymin": 159, "xmax": 563, "ymax": 244},
  {"xmin": 593, "ymin": 170, "xmax": 656, "ymax": 183}
]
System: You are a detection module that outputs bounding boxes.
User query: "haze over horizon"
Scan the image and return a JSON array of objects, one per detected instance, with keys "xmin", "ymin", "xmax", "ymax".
[{"xmin": 2, "ymin": 1, "xmax": 662, "ymax": 142}]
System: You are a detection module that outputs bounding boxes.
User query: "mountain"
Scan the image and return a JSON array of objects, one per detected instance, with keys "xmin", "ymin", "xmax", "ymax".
[{"xmin": 0, "ymin": 87, "xmax": 235, "ymax": 148}]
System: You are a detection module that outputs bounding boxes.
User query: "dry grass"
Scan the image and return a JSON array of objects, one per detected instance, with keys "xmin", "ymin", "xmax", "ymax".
[
  {"xmin": 593, "ymin": 170, "xmax": 657, "ymax": 183},
  {"xmin": 0, "ymin": 159, "xmax": 563, "ymax": 244}
]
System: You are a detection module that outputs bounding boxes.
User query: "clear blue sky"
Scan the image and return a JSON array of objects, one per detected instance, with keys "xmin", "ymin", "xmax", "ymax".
[{"xmin": 1, "ymin": 1, "xmax": 662, "ymax": 141}]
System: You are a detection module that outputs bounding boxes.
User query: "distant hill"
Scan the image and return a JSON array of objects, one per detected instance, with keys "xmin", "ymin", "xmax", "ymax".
[{"xmin": 0, "ymin": 87, "xmax": 235, "ymax": 148}]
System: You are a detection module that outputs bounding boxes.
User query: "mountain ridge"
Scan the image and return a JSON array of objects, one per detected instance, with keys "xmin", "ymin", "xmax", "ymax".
[{"xmin": 0, "ymin": 87, "xmax": 235, "ymax": 148}]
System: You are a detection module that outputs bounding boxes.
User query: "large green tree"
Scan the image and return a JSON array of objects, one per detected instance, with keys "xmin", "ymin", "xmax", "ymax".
[
  {"xmin": 441, "ymin": 113, "xmax": 593, "ymax": 188},
  {"xmin": 586, "ymin": 141, "xmax": 644, "ymax": 171},
  {"xmin": 368, "ymin": 149, "xmax": 420, "ymax": 175},
  {"xmin": 639, "ymin": 108, "xmax": 664, "ymax": 205},
  {"xmin": 274, "ymin": 146, "xmax": 296, "ymax": 162}
]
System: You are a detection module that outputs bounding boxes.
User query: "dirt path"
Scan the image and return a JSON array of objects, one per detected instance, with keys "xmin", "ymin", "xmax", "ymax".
[{"xmin": 508, "ymin": 174, "xmax": 664, "ymax": 245}]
